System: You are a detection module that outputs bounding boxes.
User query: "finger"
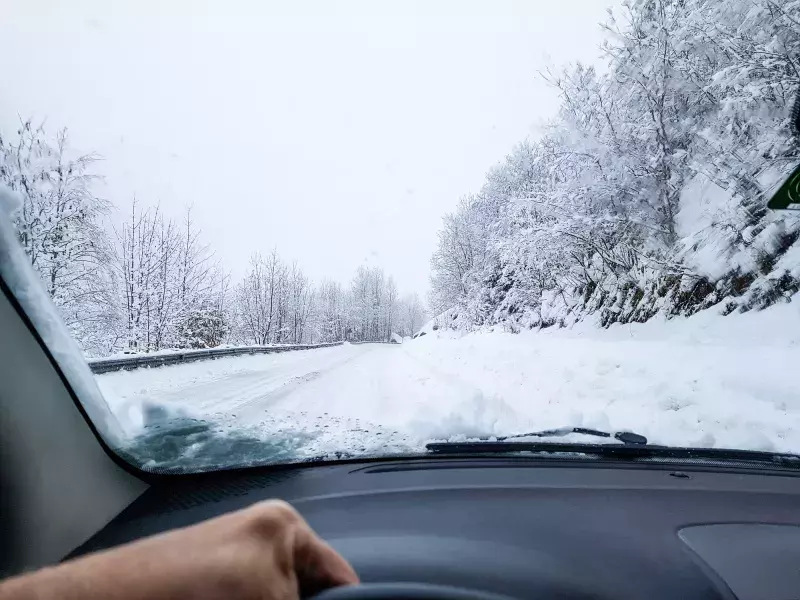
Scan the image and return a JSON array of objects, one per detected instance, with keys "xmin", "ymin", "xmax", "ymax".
[{"xmin": 294, "ymin": 524, "xmax": 359, "ymax": 594}]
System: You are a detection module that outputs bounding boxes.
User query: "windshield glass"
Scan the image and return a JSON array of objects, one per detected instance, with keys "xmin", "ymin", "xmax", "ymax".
[{"xmin": 1, "ymin": 0, "xmax": 799, "ymax": 473}]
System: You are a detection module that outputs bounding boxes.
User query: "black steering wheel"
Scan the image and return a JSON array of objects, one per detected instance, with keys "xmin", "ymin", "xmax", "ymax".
[{"xmin": 312, "ymin": 583, "xmax": 517, "ymax": 600}]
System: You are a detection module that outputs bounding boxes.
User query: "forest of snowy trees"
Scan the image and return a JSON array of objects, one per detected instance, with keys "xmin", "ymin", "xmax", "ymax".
[
  {"xmin": 0, "ymin": 122, "xmax": 425, "ymax": 355},
  {"xmin": 431, "ymin": 0, "xmax": 800, "ymax": 330}
]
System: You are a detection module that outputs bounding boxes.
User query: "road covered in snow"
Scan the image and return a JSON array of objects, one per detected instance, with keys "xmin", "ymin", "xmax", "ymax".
[{"xmin": 96, "ymin": 302, "xmax": 800, "ymax": 470}]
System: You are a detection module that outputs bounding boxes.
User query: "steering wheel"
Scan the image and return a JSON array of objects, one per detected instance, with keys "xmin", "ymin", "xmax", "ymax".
[{"xmin": 312, "ymin": 582, "xmax": 517, "ymax": 600}]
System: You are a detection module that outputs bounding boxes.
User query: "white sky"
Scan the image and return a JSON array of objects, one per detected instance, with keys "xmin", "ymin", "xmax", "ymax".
[{"xmin": 1, "ymin": 0, "xmax": 616, "ymax": 298}]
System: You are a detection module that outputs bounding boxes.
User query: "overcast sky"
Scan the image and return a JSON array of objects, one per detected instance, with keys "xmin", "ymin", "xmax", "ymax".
[{"xmin": 1, "ymin": 0, "xmax": 617, "ymax": 298}]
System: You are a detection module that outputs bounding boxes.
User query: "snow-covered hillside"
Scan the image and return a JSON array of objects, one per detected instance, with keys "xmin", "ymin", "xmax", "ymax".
[
  {"xmin": 429, "ymin": 0, "xmax": 800, "ymax": 333},
  {"xmin": 98, "ymin": 302, "xmax": 800, "ymax": 470}
]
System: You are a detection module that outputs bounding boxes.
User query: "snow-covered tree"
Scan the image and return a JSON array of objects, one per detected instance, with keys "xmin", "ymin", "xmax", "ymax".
[
  {"xmin": 0, "ymin": 121, "xmax": 117, "ymax": 353},
  {"xmin": 2, "ymin": 119, "xmax": 416, "ymax": 354},
  {"xmin": 286, "ymin": 261, "xmax": 314, "ymax": 343},
  {"xmin": 234, "ymin": 250, "xmax": 283, "ymax": 345},
  {"xmin": 398, "ymin": 293, "xmax": 426, "ymax": 337},
  {"xmin": 112, "ymin": 200, "xmax": 226, "ymax": 352},
  {"xmin": 312, "ymin": 279, "xmax": 347, "ymax": 342},
  {"xmin": 430, "ymin": 0, "xmax": 800, "ymax": 331}
]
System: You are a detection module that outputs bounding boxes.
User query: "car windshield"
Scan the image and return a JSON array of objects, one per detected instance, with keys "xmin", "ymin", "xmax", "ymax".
[{"xmin": 1, "ymin": 0, "xmax": 799, "ymax": 474}]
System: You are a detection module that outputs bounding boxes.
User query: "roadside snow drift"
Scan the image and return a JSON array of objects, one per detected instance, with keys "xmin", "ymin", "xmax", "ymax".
[{"xmin": 95, "ymin": 302, "xmax": 800, "ymax": 470}]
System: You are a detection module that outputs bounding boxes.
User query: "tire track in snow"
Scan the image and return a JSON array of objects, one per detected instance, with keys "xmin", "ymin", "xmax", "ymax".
[{"xmin": 151, "ymin": 346, "xmax": 370, "ymax": 417}]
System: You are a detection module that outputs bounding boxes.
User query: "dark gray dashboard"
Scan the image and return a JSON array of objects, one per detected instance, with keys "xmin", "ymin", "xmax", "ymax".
[{"xmin": 73, "ymin": 458, "xmax": 800, "ymax": 600}]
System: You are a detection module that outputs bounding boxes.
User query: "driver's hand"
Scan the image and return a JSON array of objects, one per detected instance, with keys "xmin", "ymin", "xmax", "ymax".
[{"xmin": 0, "ymin": 500, "xmax": 359, "ymax": 600}]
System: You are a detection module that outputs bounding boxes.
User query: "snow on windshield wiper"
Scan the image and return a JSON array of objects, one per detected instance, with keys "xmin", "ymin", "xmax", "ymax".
[
  {"xmin": 425, "ymin": 439, "xmax": 800, "ymax": 467},
  {"xmin": 426, "ymin": 427, "xmax": 648, "ymax": 455},
  {"xmin": 494, "ymin": 426, "xmax": 648, "ymax": 446},
  {"xmin": 426, "ymin": 426, "xmax": 649, "ymax": 454}
]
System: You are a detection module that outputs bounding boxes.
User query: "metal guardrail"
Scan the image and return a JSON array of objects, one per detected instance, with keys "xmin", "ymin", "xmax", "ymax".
[{"xmin": 88, "ymin": 342, "xmax": 345, "ymax": 374}]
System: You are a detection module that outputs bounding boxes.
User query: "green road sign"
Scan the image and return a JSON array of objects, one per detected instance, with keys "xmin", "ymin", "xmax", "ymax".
[{"xmin": 767, "ymin": 163, "xmax": 800, "ymax": 211}]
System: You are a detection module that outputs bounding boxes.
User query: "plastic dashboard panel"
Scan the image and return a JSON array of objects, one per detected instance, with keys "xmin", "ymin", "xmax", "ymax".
[{"xmin": 72, "ymin": 458, "xmax": 800, "ymax": 600}]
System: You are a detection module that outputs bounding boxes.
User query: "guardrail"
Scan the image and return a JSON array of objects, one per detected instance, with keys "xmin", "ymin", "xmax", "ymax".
[{"xmin": 88, "ymin": 342, "xmax": 345, "ymax": 374}]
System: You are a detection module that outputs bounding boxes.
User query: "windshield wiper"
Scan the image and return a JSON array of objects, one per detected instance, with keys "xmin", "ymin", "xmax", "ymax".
[
  {"xmin": 494, "ymin": 426, "xmax": 648, "ymax": 445},
  {"xmin": 426, "ymin": 426, "xmax": 648, "ymax": 455},
  {"xmin": 425, "ymin": 437, "xmax": 800, "ymax": 468}
]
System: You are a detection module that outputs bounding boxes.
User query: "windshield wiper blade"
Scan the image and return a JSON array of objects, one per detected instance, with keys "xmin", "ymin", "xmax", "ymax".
[
  {"xmin": 426, "ymin": 440, "xmax": 650, "ymax": 455},
  {"xmin": 493, "ymin": 426, "xmax": 648, "ymax": 445},
  {"xmin": 424, "ymin": 440, "xmax": 800, "ymax": 467},
  {"xmin": 425, "ymin": 427, "xmax": 647, "ymax": 456}
]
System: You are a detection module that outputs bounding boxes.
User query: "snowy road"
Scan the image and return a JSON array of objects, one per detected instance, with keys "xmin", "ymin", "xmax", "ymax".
[
  {"xmin": 96, "ymin": 304, "xmax": 800, "ymax": 467},
  {"xmin": 97, "ymin": 342, "xmax": 496, "ymax": 459}
]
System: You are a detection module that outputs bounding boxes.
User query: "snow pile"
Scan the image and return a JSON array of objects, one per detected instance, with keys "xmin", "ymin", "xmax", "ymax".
[
  {"xmin": 95, "ymin": 301, "xmax": 800, "ymax": 471},
  {"xmin": 414, "ymin": 308, "xmax": 461, "ymax": 338},
  {"xmin": 405, "ymin": 303, "xmax": 800, "ymax": 452}
]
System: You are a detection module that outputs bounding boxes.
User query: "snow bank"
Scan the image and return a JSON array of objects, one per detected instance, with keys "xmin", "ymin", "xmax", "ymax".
[
  {"xmin": 87, "ymin": 342, "xmax": 340, "ymax": 363},
  {"xmin": 414, "ymin": 308, "xmax": 461, "ymax": 338},
  {"xmin": 545, "ymin": 298, "xmax": 800, "ymax": 347},
  {"xmin": 405, "ymin": 301, "xmax": 800, "ymax": 452}
]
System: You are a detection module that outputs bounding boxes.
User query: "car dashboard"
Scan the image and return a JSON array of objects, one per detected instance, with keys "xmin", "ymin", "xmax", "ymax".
[{"xmin": 72, "ymin": 457, "xmax": 800, "ymax": 600}]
